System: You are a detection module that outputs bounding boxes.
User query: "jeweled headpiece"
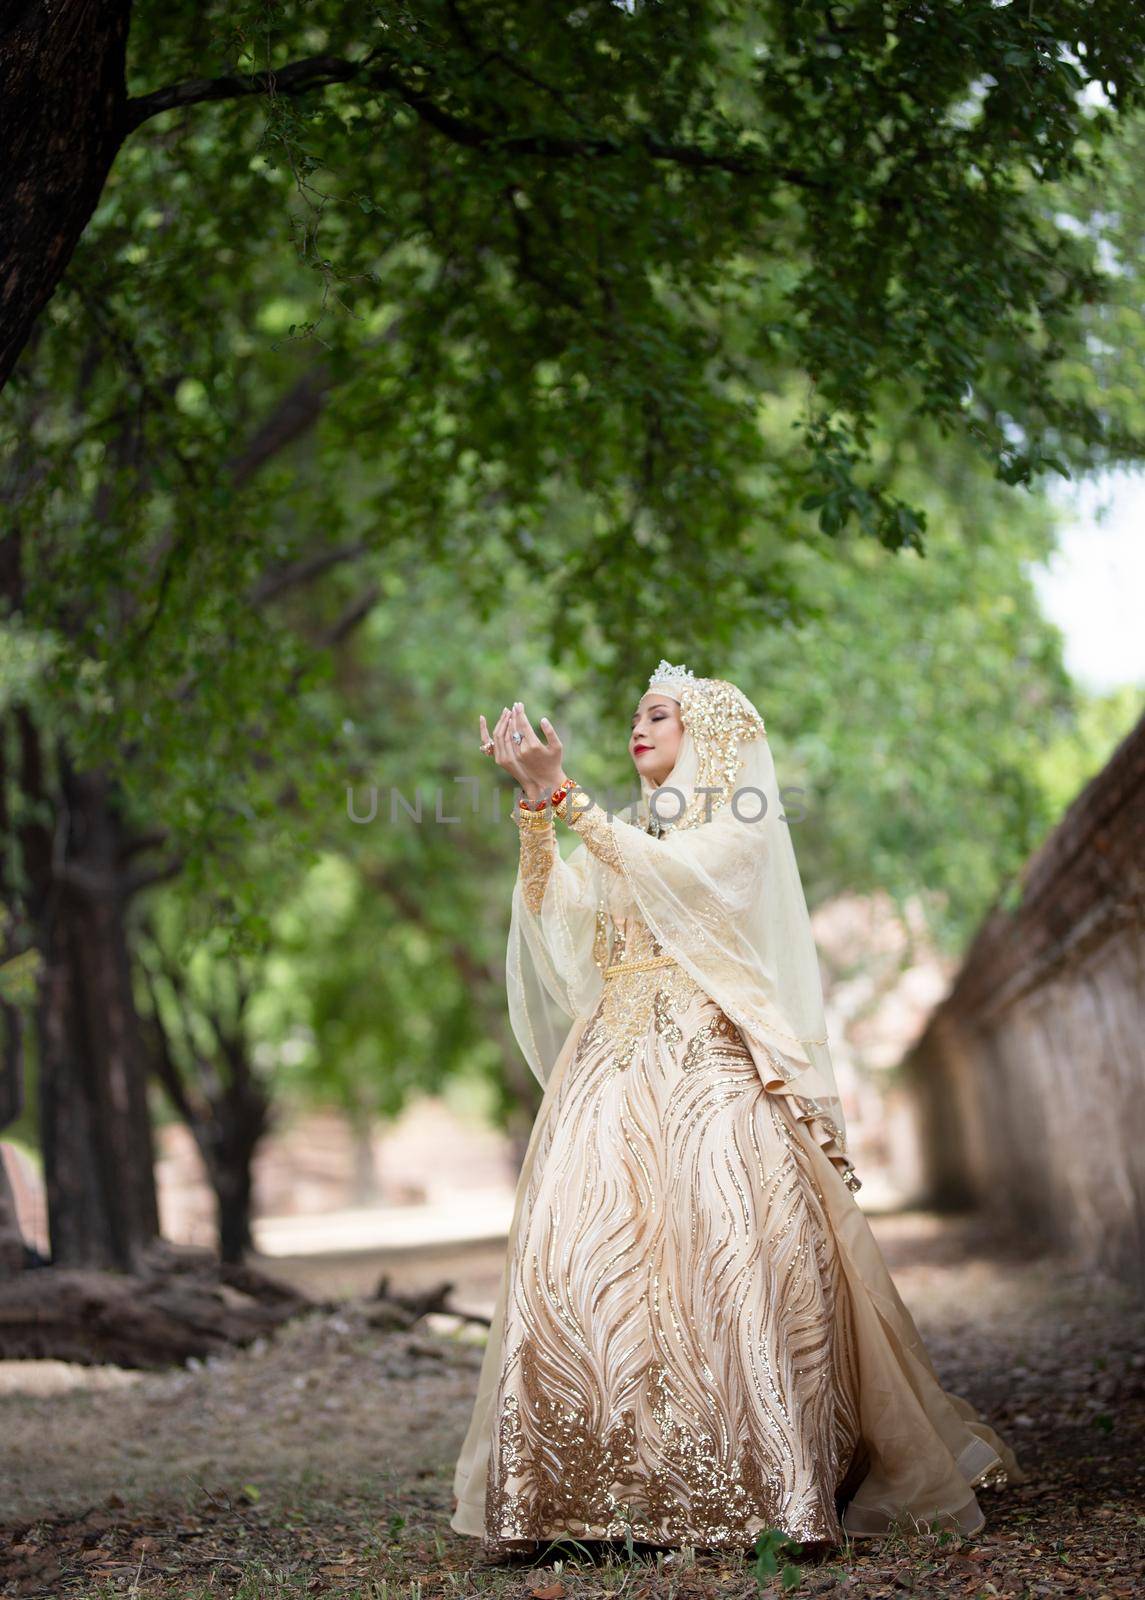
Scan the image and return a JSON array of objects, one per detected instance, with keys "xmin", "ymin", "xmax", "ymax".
[
  {"xmin": 645, "ymin": 659, "xmax": 767, "ymax": 827},
  {"xmin": 647, "ymin": 660, "xmax": 695, "ymax": 703}
]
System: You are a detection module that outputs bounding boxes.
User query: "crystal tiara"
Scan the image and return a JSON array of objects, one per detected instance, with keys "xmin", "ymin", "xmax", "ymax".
[{"xmin": 648, "ymin": 660, "xmax": 696, "ymax": 695}]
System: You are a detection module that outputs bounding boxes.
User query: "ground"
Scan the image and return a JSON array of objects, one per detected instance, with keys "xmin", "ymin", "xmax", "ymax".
[{"xmin": 1, "ymin": 1210, "xmax": 1142, "ymax": 1599}]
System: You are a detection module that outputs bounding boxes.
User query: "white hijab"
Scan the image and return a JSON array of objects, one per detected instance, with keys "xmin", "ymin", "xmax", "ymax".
[{"xmin": 505, "ymin": 662, "xmax": 850, "ymax": 1174}]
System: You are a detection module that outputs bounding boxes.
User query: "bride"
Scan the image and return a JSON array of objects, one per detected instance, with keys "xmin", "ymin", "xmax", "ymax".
[{"xmin": 450, "ymin": 662, "xmax": 1024, "ymax": 1556}]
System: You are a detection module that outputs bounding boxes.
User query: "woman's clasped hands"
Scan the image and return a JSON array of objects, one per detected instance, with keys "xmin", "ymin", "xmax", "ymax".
[{"xmin": 479, "ymin": 702, "xmax": 568, "ymax": 805}]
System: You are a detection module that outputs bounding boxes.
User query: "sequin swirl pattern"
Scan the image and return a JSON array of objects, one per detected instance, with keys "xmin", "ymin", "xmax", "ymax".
[{"xmin": 482, "ymin": 911, "xmax": 862, "ymax": 1551}]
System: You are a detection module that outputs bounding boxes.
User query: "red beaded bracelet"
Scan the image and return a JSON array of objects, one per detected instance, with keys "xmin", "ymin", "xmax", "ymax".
[{"xmin": 519, "ymin": 776, "xmax": 578, "ymax": 813}]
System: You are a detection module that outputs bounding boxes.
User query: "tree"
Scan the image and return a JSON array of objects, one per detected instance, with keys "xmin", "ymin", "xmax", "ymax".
[
  {"xmin": 137, "ymin": 910, "xmax": 271, "ymax": 1263},
  {"xmin": 5, "ymin": 3, "xmax": 1145, "ymax": 1269},
  {"xmin": 4, "ymin": 2, "xmax": 1145, "ymax": 538},
  {"xmin": 7, "ymin": 736, "xmax": 163, "ymax": 1270}
]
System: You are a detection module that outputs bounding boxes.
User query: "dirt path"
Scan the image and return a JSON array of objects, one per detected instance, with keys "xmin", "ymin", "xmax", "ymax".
[{"xmin": 1, "ymin": 1210, "xmax": 1142, "ymax": 1598}]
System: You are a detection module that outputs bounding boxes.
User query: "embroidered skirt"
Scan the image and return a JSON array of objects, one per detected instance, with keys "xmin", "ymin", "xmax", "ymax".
[
  {"xmin": 461, "ymin": 968, "xmax": 863, "ymax": 1551},
  {"xmin": 451, "ymin": 949, "xmax": 1024, "ymax": 1554}
]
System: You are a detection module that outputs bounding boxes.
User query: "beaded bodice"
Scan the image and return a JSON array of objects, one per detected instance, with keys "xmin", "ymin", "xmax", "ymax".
[
  {"xmin": 576, "ymin": 906, "xmax": 708, "ymax": 1071},
  {"xmin": 592, "ymin": 908, "xmax": 671, "ymax": 973},
  {"xmin": 512, "ymin": 801, "xmax": 860, "ymax": 1187}
]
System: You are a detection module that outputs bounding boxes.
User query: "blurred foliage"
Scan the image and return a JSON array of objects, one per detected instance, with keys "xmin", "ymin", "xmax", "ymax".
[{"xmin": 1032, "ymin": 682, "xmax": 1143, "ymax": 817}]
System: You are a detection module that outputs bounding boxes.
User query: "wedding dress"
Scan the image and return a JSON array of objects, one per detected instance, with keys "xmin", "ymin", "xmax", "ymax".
[{"xmin": 451, "ymin": 666, "xmax": 1023, "ymax": 1554}]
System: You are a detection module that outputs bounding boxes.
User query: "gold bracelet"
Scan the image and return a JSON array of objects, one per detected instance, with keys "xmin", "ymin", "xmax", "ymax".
[
  {"xmin": 553, "ymin": 784, "xmax": 591, "ymax": 823},
  {"xmin": 514, "ymin": 807, "xmax": 554, "ymax": 831}
]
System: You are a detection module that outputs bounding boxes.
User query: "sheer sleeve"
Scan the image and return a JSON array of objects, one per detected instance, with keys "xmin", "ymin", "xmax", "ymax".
[
  {"xmin": 507, "ymin": 808, "xmax": 604, "ymax": 1089},
  {"xmin": 515, "ymin": 813, "xmax": 558, "ymax": 913},
  {"xmin": 553, "ymin": 789, "xmax": 626, "ymax": 872}
]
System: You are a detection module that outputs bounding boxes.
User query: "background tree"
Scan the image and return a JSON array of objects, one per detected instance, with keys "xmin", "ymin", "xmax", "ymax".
[
  {"xmin": 3, "ymin": 3, "xmax": 1145, "ymax": 1269},
  {"xmin": 137, "ymin": 908, "xmax": 272, "ymax": 1263}
]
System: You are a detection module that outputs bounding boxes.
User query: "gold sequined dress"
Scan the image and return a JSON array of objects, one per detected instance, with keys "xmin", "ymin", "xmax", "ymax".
[{"xmin": 450, "ymin": 803, "xmax": 1024, "ymax": 1554}]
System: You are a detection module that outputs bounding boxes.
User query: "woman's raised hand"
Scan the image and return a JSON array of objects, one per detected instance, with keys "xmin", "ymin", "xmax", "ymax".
[
  {"xmin": 509, "ymin": 702, "xmax": 566, "ymax": 795},
  {"xmin": 479, "ymin": 703, "xmax": 566, "ymax": 801},
  {"xmin": 479, "ymin": 708, "xmax": 529, "ymax": 791}
]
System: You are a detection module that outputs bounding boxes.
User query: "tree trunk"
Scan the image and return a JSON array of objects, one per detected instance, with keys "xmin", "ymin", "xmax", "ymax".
[
  {"xmin": 0, "ymin": 712, "xmax": 28, "ymax": 1145},
  {"xmin": 18, "ymin": 728, "xmax": 160, "ymax": 1270},
  {"xmin": 210, "ymin": 1113, "xmax": 262, "ymax": 1264},
  {"xmin": 139, "ymin": 969, "xmax": 271, "ymax": 1266},
  {"xmin": 0, "ymin": 0, "xmax": 133, "ymax": 387},
  {"xmin": 347, "ymin": 1101, "xmax": 380, "ymax": 1206}
]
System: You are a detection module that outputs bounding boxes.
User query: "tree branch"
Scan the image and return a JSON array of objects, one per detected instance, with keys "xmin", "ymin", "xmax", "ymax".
[
  {"xmin": 124, "ymin": 52, "xmax": 822, "ymax": 187},
  {"xmin": 315, "ymin": 583, "xmax": 382, "ymax": 650},
  {"xmin": 227, "ymin": 365, "xmax": 335, "ymax": 490},
  {"xmin": 249, "ymin": 541, "xmax": 370, "ymax": 606},
  {"xmin": 123, "ymin": 56, "xmax": 360, "ymax": 130},
  {"xmin": 137, "ymin": 948, "xmax": 197, "ymax": 1127},
  {"xmin": 119, "ymin": 828, "xmax": 170, "ymax": 862},
  {"xmin": 124, "ymin": 857, "xmax": 186, "ymax": 897}
]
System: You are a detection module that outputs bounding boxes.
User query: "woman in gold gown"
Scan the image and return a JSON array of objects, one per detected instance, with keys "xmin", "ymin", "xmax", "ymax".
[{"xmin": 451, "ymin": 663, "xmax": 1023, "ymax": 1557}]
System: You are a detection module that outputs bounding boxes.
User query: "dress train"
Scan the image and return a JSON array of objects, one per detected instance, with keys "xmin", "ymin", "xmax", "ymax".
[{"xmin": 451, "ymin": 973, "xmax": 1024, "ymax": 1552}]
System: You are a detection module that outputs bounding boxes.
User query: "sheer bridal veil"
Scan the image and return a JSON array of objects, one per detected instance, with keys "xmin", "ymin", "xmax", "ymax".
[{"xmin": 505, "ymin": 661, "xmax": 853, "ymax": 1179}]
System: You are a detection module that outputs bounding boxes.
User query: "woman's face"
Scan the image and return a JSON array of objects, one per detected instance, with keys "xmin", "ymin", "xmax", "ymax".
[{"xmin": 629, "ymin": 692, "xmax": 684, "ymax": 787}]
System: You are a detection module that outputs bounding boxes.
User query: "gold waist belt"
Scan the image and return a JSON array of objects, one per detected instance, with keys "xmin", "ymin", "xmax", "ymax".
[{"xmin": 602, "ymin": 954, "xmax": 678, "ymax": 979}]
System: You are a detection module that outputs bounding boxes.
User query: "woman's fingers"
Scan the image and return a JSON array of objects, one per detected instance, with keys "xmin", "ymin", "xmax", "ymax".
[
  {"xmin": 506, "ymin": 705, "xmax": 533, "ymax": 773},
  {"xmin": 494, "ymin": 707, "xmax": 524, "ymax": 781},
  {"xmin": 511, "ymin": 701, "xmax": 539, "ymax": 748},
  {"xmin": 512, "ymin": 701, "xmax": 562, "ymax": 753},
  {"xmin": 509, "ymin": 705, "xmax": 537, "ymax": 787},
  {"xmin": 483, "ymin": 704, "xmax": 537, "ymax": 792}
]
